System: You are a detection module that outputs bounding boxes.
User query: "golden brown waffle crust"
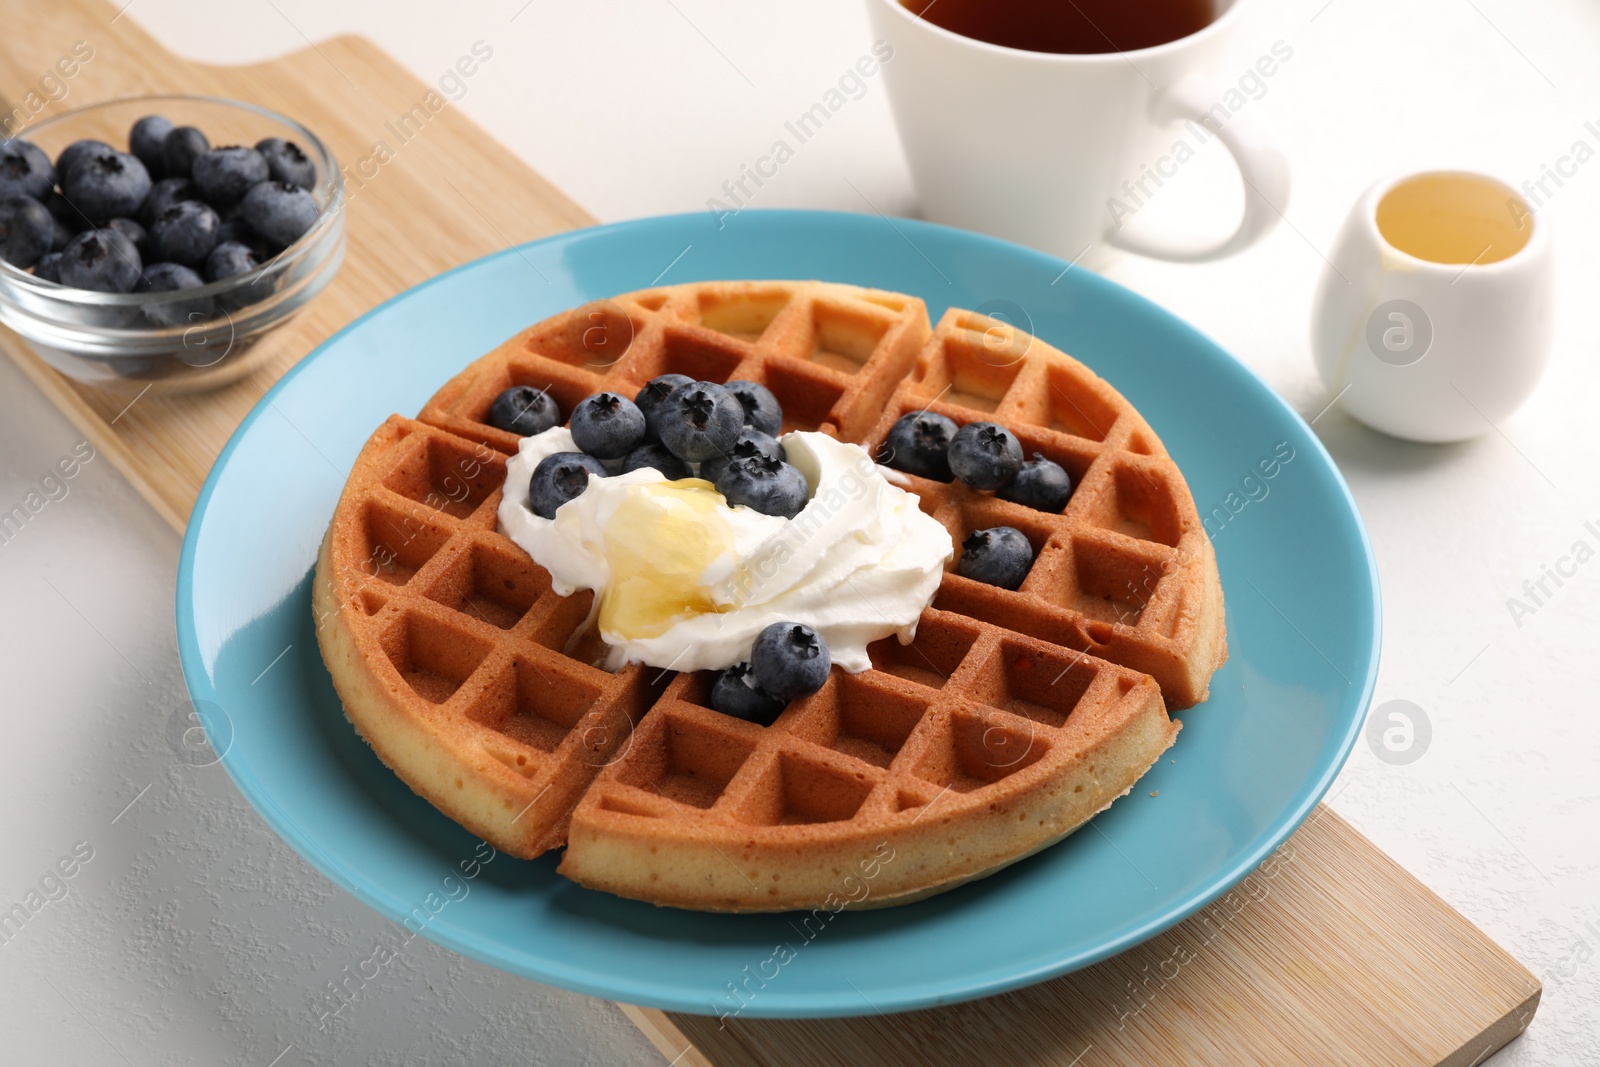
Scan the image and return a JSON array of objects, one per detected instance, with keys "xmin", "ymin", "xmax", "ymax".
[
  {"xmin": 560, "ymin": 670, "xmax": 1177, "ymax": 912},
  {"xmin": 315, "ymin": 512, "xmax": 615, "ymax": 859},
  {"xmin": 315, "ymin": 279, "xmax": 1225, "ymax": 910},
  {"xmin": 313, "ymin": 414, "xmax": 666, "ymax": 861}
]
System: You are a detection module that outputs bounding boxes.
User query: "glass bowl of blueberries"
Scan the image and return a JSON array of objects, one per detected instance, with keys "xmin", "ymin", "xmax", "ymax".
[{"xmin": 0, "ymin": 94, "xmax": 344, "ymax": 392}]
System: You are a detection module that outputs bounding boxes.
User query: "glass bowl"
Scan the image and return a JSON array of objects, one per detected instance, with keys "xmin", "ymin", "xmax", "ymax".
[{"xmin": 0, "ymin": 95, "xmax": 345, "ymax": 394}]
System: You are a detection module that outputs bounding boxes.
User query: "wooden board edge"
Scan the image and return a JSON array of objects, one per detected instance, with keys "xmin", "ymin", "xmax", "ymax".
[
  {"xmin": 1321, "ymin": 806, "xmax": 1545, "ymax": 991},
  {"xmin": 1437, "ymin": 986, "xmax": 1541, "ymax": 1067},
  {"xmin": 620, "ymin": 1004, "xmax": 721, "ymax": 1067}
]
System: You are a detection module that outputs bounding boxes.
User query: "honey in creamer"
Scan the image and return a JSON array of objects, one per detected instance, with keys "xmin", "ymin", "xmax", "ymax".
[{"xmin": 1375, "ymin": 174, "xmax": 1532, "ymax": 266}]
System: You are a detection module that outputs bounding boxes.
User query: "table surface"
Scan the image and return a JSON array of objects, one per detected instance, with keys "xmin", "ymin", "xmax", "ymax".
[{"xmin": 2, "ymin": 1, "xmax": 1596, "ymax": 1064}]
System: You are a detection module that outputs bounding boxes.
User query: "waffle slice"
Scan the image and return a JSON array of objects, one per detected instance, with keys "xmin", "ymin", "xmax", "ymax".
[
  {"xmin": 561, "ymin": 612, "xmax": 1174, "ymax": 910},
  {"xmin": 313, "ymin": 415, "xmax": 669, "ymax": 857},
  {"xmin": 314, "ymin": 280, "xmax": 1223, "ymax": 909}
]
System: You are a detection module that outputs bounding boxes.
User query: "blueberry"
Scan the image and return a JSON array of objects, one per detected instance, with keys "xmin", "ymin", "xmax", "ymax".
[
  {"xmin": 0, "ymin": 196, "xmax": 53, "ymax": 268},
  {"xmin": 998, "ymin": 453, "xmax": 1073, "ymax": 513},
  {"xmin": 724, "ymin": 379, "xmax": 783, "ymax": 436},
  {"xmin": 957, "ymin": 526, "xmax": 1033, "ymax": 590},
  {"xmin": 0, "ymin": 139, "xmax": 54, "ymax": 200},
  {"xmin": 948, "ymin": 421, "xmax": 1024, "ymax": 490},
  {"xmin": 657, "ymin": 380, "xmax": 744, "ymax": 463},
  {"xmin": 633, "ymin": 373, "xmax": 694, "ymax": 443},
  {"xmin": 33, "ymin": 251, "xmax": 63, "ymax": 283},
  {"xmin": 699, "ymin": 427, "xmax": 784, "ymax": 485},
  {"xmin": 192, "ymin": 146, "xmax": 270, "ymax": 209},
  {"xmin": 203, "ymin": 239, "xmax": 258, "ymax": 283},
  {"xmin": 237, "ymin": 180, "xmax": 318, "ymax": 248},
  {"xmin": 880, "ymin": 411, "xmax": 957, "ymax": 481},
  {"xmin": 255, "ymin": 137, "xmax": 316, "ymax": 189},
  {"xmin": 135, "ymin": 262, "xmax": 214, "ymax": 327},
  {"xmin": 709, "ymin": 662, "xmax": 786, "ymax": 724},
  {"xmin": 621, "ymin": 443, "xmax": 692, "ymax": 480},
  {"xmin": 528, "ymin": 451, "xmax": 607, "ymax": 519},
  {"xmin": 48, "ymin": 215, "xmax": 74, "ymax": 252},
  {"xmin": 570, "ymin": 391, "xmax": 647, "ymax": 459},
  {"xmin": 63, "ymin": 149, "xmax": 152, "ymax": 225},
  {"xmin": 139, "ymin": 177, "xmax": 202, "ymax": 227},
  {"xmin": 162, "ymin": 126, "xmax": 209, "ymax": 179},
  {"xmin": 715, "ymin": 453, "xmax": 809, "ymax": 519},
  {"xmin": 750, "ymin": 621, "xmax": 830, "ymax": 702},
  {"xmin": 207, "ymin": 239, "xmax": 276, "ymax": 313},
  {"xmin": 54, "ymin": 139, "xmax": 113, "ymax": 186},
  {"xmin": 147, "ymin": 200, "xmax": 221, "ymax": 267},
  {"xmin": 104, "ymin": 217, "xmax": 147, "ymax": 256},
  {"xmin": 487, "ymin": 385, "xmax": 560, "ymax": 437},
  {"xmin": 128, "ymin": 115, "xmax": 174, "ymax": 178},
  {"xmin": 58, "ymin": 228, "xmax": 142, "ymax": 293}
]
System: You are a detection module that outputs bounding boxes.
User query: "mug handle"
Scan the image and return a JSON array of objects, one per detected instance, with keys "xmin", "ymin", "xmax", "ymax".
[{"xmin": 1104, "ymin": 74, "xmax": 1291, "ymax": 263}]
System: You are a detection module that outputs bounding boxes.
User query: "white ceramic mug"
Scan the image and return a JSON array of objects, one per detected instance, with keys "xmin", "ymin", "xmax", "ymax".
[
  {"xmin": 865, "ymin": 0, "xmax": 1289, "ymax": 263},
  {"xmin": 1310, "ymin": 171, "xmax": 1553, "ymax": 443}
]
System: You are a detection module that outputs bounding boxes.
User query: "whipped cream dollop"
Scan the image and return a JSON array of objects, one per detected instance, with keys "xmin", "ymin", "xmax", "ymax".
[{"xmin": 497, "ymin": 427, "xmax": 953, "ymax": 674}]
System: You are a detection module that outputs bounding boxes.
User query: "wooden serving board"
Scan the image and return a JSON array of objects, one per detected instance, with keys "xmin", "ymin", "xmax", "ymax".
[{"xmin": 0, "ymin": 5, "xmax": 1540, "ymax": 1065}]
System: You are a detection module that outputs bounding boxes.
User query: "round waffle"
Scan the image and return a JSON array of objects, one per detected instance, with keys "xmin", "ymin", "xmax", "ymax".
[{"xmin": 314, "ymin": 280, "xmax": 1225, "ymax": 911}]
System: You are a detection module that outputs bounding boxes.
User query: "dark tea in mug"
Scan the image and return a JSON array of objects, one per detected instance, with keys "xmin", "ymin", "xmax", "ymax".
[{"xmin": 901, "ymin": 0, "xmax": 1216, "ymax": 54}]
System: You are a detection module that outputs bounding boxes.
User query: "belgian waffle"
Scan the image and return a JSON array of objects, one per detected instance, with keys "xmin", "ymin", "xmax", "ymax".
[{"xmin": 314, "ymin": 280, "xmax": 1225, "ymax": 910}]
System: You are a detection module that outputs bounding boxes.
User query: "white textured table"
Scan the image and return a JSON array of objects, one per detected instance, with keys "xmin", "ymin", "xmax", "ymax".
[{"xmin": 2, "ymin": 0, "xmax": 1596, "ymax": 1064}]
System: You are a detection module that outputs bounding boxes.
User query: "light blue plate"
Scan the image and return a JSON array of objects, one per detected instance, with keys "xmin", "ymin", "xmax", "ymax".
[{"xmin": 176, "ymin": 210, "xmax": 1379, "ymax": 1018}]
